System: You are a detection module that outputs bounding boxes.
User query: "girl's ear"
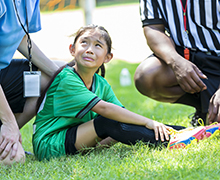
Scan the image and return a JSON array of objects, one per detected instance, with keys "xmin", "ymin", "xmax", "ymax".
[
  {"xmin": 104, "ymin": 53, "xmax": 113, "ymax": 63},
  {"xmin": 69, "ymin": 44, "xmax": 75, "ymax": 56}
]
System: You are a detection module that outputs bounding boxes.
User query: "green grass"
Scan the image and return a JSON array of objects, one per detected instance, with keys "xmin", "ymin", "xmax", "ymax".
[{"xmin": 1, "ymin": 60, "xmax": 220, "ymax": 179}]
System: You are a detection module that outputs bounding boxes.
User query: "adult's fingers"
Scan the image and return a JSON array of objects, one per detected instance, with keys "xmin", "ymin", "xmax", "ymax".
[
  {"xmin": 194, "ymin": 66, "xmax": 207, "ymax": 80},
  {"xmin": 10, "ymin": 142, "xmax": 18, "ymax": 159},
  {"xmin": 19, "ymin": 135, "xmax": 22, "ymax": 144},
  {"xmin": 179, "ymin": 77, "xmax": 199, "ymax": 94},
  {"xmin": 193, "ymin": 67, "xmax": 207, "ymax": 90},
  {"xmin": 0, "ymin": 135, "xmax": 3, "ymax": 154},
  {"xmin": 0, "ymin": 141, "xmax": 12, "ymax": 160},
  {"xmin": 181, "ymin": 69, "xmax": 207, "ymax": 94},
  {"xmin": 208, "ymin": 96, "xmax": 216, "ymax": 123},
  {"xmin": 208, "ymin": 94, "xmax": 220, "ymax": 124},
  {"xmin": 0, "ymin": 137, "xmax": 8, "ymax": 156}
]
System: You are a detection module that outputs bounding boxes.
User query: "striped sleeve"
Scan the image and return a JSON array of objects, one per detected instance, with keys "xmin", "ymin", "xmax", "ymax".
[
  {"xmin": 139, "ymin": 0, "xmax": 220, "ymax": 54},
  {"xmin": 188, "ymin": 0, "xmax": 220, "ymax": 53},
  {"xmin": 140, "ymin": 0, "xmax": 163, "ymax": 27}
]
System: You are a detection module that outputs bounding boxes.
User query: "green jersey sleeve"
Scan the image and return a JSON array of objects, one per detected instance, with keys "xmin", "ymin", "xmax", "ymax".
[{"xmin": 94, "ymin": 74, "xmax": 123, "ymax": 108}]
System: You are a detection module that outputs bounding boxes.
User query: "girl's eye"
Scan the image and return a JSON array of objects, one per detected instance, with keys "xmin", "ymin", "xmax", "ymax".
[
  {"xmin": 96, "ymin": 44, "xmax": 102, "ymax": 48},
  {"xmin": 81, "ymin": 41, "xmax": 87, "ymax": 44}
]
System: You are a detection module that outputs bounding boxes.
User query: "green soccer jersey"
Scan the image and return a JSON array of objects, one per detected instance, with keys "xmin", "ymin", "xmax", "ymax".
[{"xmin": 33, "ymin": 66, "xmax": 123, "ymax": 161}]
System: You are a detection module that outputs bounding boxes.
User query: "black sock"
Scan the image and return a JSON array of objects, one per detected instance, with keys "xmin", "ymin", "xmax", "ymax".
[
  {"xmin": 174, "ymin": 93, "xmax": 202, "ymax": 111},
  {"xmin": 93, "ymin": 116, "xmax": 185, "ymax": 147}
]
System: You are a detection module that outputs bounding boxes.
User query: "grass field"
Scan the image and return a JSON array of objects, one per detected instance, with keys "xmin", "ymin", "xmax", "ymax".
[{"xmin": 1, "ymin": 60, "xmax": 220, "ymax": 179}]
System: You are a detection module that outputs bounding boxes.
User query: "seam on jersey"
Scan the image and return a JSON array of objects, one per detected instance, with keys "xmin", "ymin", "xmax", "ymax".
[{"xmin": 76, "ymin": 96, "xmax": 101, "ymax": 119}]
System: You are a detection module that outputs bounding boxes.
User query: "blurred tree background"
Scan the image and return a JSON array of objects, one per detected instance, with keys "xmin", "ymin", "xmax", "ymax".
[{"xmin": 40, "ymin": 0, "xmax": 138, "ymax": 11}]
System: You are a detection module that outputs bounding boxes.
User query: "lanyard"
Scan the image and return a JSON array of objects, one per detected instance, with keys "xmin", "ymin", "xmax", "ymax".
[
  {"xmin": 13, "ymin": 0, "xmax": 33, "ymax": 72},
  {"xmin": 180, "ymin": 0, "xmax": 188, "ymax": 31},
  {"xmin": 180, "ymin": 0, "xmax": 190, "ymax": 60}
]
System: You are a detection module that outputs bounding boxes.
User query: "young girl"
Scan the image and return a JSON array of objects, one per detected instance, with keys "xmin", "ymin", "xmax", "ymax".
[{"xmin": 32, "ymin": 25, "xmax": 184, "ymax": 161}]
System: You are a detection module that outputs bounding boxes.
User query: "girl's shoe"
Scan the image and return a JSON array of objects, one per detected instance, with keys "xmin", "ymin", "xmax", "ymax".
[
  {"xmin": 168, "ymin": 126, "xmax": 206, "ymax": 149},
  {"xmin": 204, "ymin": 123, "xmax": 220, "ymax": 139}
]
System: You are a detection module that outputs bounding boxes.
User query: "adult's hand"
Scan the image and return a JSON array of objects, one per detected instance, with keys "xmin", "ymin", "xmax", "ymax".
[
  {"xmin": 0, "ymin": 123, "xmax": 22, "ymax": 160},
  {"xmin": 0, "ymin": 86, "xmax": 22, "ymax": 160},
  {"xmin": 170, "ymin": 57, "xmax": 207, "ymax": 94},
  {"xmin": 208, "ymin": 87, "xmax": 220, "ymax": 124},
  {"xmin": 144, "ymin": 25, "xmax": 207, "ymax": 94}
]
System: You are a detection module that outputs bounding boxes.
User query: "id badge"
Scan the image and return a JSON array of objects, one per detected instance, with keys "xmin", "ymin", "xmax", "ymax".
[{"xmin": 23, "ymin": 71, "xmax": 41, "ymax": 97}]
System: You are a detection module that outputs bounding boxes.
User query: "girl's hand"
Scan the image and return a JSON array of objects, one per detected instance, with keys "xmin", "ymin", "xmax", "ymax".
[{"xmin": 145, "ymin": 120, "xmax": 171, "ymax": 142}]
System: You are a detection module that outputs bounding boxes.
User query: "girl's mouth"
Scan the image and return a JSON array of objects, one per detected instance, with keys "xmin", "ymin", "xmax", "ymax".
[{"xmin": 83, "ymin": 57, "xmax": 94, "ymax": 61}]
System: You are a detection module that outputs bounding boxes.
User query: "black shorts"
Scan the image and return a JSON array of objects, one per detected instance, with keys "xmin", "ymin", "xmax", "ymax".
[
  {"xmin": 0, "ymin": 59, "xmax": 38, "ymax": 113},
  {"xmin": 176, "ymin": 46, "xmax": 220, "ymax": 113},
  {"xmin": 65, "ymin": 125, "xmax": 80, "ymax": 155}
]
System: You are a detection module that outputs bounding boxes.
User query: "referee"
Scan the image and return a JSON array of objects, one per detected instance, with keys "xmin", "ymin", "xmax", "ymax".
[{"xmin": 134, "ymin": 0, "xmax": 220, "ymax": 126}]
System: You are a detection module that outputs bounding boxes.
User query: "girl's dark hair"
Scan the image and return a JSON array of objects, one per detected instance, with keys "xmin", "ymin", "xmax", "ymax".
[{"xmin": 36, "ymin": 25, "xmax": 112, "ymax": 113}]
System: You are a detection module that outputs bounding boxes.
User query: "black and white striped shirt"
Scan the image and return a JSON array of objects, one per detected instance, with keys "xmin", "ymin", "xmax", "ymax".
[{"xmin": 140, "ymin": 0, "xmax": 220, "ymax": 55}]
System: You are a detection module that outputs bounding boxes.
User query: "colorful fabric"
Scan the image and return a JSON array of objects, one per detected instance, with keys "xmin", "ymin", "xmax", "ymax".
[{"xmin": 40, "ymin": 0, "xmax": 77, "ymax": 11}]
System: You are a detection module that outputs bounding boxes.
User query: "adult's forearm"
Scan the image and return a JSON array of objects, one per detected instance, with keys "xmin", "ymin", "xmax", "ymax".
[
  {"xmin": 0, "ymin": 86, "xmax": 18, "ymax": 128},
  {"xmin": 17, "ymin": 35, "xmax": 59, "ymax": 77},
  {"xmin": 144, "ymin": 25, "xmax": 182, "ymax": 67}
]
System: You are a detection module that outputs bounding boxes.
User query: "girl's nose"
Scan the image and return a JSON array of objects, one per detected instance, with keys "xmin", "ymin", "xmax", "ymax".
[{"xmin": 86, "ymin": 46, "xmax": 94, "ymax": 54}]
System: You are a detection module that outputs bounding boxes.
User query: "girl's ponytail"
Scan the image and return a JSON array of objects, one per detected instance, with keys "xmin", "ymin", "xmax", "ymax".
[{"xmin": 96, "ymin": 64, "xmax": 105, "ymax": 78}]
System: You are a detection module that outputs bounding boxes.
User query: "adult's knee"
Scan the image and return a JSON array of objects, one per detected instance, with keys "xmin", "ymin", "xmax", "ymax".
[{"xmin": 134, "ymin": 59, "xmax": 161, "ymax": 98}]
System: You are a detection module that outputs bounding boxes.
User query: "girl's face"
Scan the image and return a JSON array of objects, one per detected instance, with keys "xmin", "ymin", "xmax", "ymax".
[{"xmin": 69, "ymin": 29, "xmax": 113, "ymax": 70}]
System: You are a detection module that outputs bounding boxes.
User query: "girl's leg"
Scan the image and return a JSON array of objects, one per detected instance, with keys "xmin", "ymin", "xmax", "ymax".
[
  {"xmin": 75, "ymin": 122, "xmax": 117, "ymax": 148},
  {"xmin": 93, "ymin": 116, "xmax": 185, "ymax": 147},
  {"xmin": 66, "ymin": 116, "xmax": 185, "ymax": 155},
  {"xmin": 65, "ymin": 120, "xmax": 105, "ymax": 155},
  {"xmin": 75, "ymin": 120, "xmax": 102, "ymax": 150}
]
